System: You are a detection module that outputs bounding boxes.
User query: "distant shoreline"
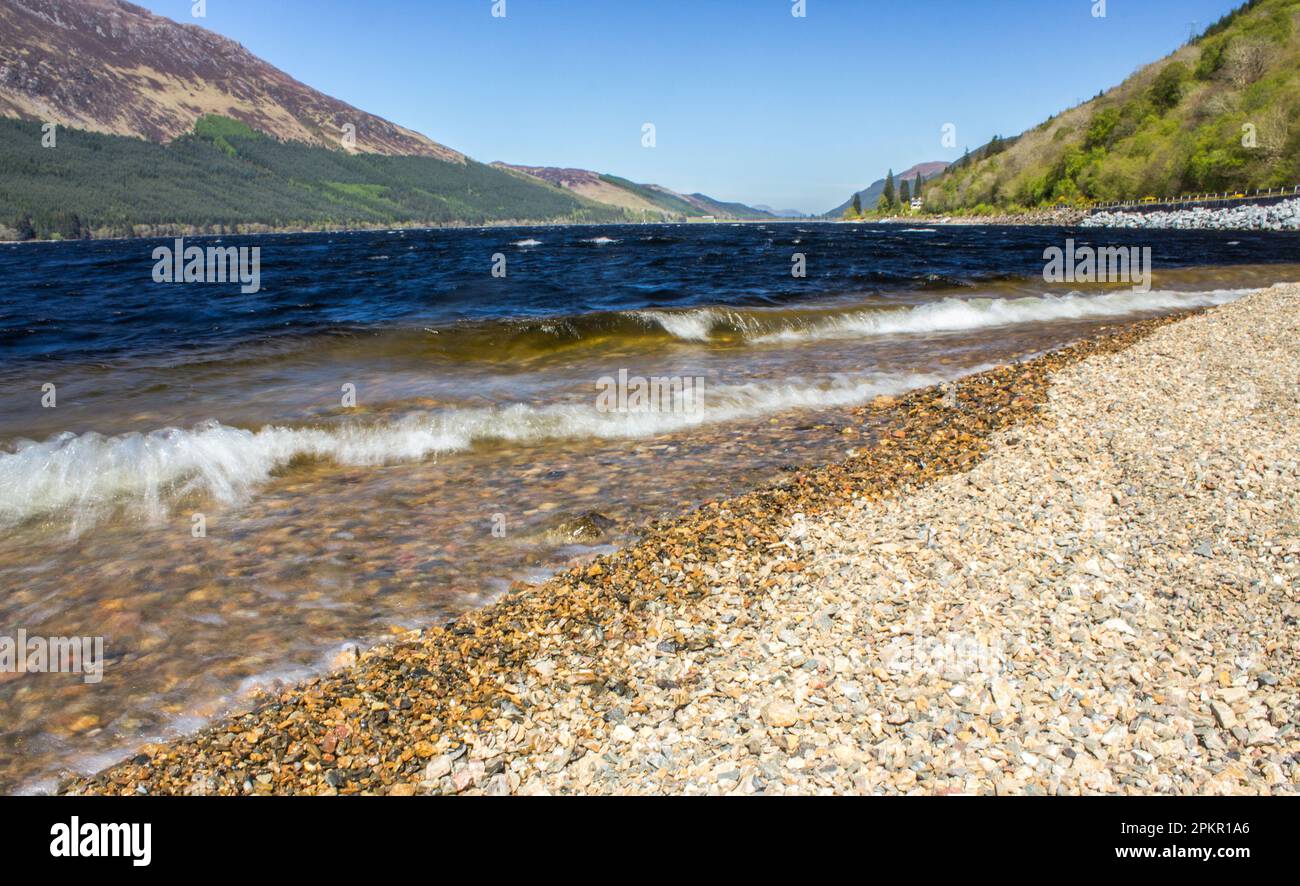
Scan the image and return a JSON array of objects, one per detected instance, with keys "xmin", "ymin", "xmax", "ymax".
[
  {"xmin": 0, "ymin": 217, "xmax": 829, "ymax": 245},
  {"xmin": 842, "ymin": 208, "xmax": 1087, "ymax": 227},
  {"xmin": 0, "ymin": 217, "xmax": 614, "ymax": 246},
  {"xmin": 10, "ymin": 203, "xmax": 1300, "ymax": 246}
]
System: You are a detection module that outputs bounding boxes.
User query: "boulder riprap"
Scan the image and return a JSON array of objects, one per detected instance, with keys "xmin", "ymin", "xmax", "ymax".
[
  {"xmin": 1083, "ymin": 198, "xmax": 1300, "ymax": 231},
  {"xmin": 65, "ymin": 285, "xmax": 1299, "ymax": 795}
]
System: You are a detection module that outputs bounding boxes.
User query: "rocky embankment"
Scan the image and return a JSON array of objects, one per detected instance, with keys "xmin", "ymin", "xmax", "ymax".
[
  {"xmin": 66, "ymin": 285, "xmax": 1299, "ymax": 796},
  {"xmin": 1083, "ymin": 198, "xmax": 1300, "ymax": 231},
  {"xmin": 863, "ymin": 208, "xmax": 1087, "ymax": 227},
  {"xmin": 939, "ymin": 207, "xmax": 1087, "ymax": 226}
]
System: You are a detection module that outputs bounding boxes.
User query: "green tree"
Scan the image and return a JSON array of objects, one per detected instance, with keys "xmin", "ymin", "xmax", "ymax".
[
  {"xmin": 879, "ymin": 169, "xmax": 897, "ymax": 210},
  {"xmin": 851, "ymin": 192, "xmax": 863, "ymax": 217},
  {"xmin": 14, "ymin": 213, "xmax": 35, "ymax": 241},
  {"xmin": 899, "ymin": 178, "xmax": 912, "ymax": 205},
  {"xmin": 1149, "ymin": 62, "xmax": 1190, "ymax": 112}
]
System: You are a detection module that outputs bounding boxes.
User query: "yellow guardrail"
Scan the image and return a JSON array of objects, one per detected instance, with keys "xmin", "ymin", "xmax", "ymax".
[{"xmin": 1088, "ymin": 185, "xmax": 1300, "ymax": 212}]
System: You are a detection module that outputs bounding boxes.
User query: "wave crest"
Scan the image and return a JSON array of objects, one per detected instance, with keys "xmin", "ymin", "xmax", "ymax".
[
  {"xmin": 634, "ymin": 288, "xmax": 1247, "ymax": 344},
  {"xmin": 0, "ymin": 370, "xmax": 952, "ymax": 530}
]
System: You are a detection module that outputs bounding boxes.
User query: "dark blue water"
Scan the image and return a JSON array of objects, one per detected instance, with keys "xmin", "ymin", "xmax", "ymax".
[
  {"xmin": 2, "ymin": 221, "xmax": 1298, "ymax": 795},
  {"xmin": 3, "ymin": 222, "xmax": 1298, "ymax": 364}
]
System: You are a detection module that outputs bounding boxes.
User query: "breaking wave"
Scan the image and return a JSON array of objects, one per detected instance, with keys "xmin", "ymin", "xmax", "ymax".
[
  {"xmin": 0, "ymin": 369, "xmax": 955, "ymax": 529},
  {"xmin": 635, "ymin": 288, "xmax": 1248, "ymax": 344}
]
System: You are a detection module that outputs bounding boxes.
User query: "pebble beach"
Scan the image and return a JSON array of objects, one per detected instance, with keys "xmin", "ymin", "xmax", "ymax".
[{"xmin": 64, "ymin": 283, "xmax": 1299, "ymax": 796}]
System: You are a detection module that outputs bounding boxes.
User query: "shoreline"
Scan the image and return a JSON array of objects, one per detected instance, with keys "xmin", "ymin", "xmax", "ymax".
[
  {"xmin": 61, "ymin": 285, "xmax": 1299, "ymax": 796},
  {"xmin": 0, "ymin": 218, "xmax": 623, "ymax": 246},
  {"xmin": 0, "ymin": 215, "xmax": 1039, "ymax": 245},
  {"xmin": 844, "ymin": 208, "xmax": 1087, "ymax": 227},
  {"xmin": 7, "ymin": 205, "xmax": 1299, "ymax": 245}
]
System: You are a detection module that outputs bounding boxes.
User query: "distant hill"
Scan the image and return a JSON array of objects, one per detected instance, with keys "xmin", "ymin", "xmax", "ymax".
[
  {"xmin": 921, "ymin": 0, "xmax": 1300, "ymax": 212},
  {"xmin": 825, "ymin": 161, "xmax": 950, "ymax": 217},
  {"xmin": 684, "ymin": 193, "xmax": 776, "ymax": 219},
  {"xmin": 489, "ymin": 165, "xmax": 666, "ymax": 215},
  {"xmin": 494, "ymin": 164, "xmax": 774, "ymax": 220},
  {"xmin": 753, "ymin": 205, "xmax": 813, "ymax": 218},
  {"xmin": 0, "ymin": 115, "xmax": 626, "ymax": 239}
]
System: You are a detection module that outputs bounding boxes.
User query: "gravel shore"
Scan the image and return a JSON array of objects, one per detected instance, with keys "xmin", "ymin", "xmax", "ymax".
[{"xmin": 67, "ymin": 284, "xmax": 1299, "ymax": 796}]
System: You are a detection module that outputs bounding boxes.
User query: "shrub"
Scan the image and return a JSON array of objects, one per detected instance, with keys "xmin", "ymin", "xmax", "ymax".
[
  {"xmin": 1150, "ymin": 62, "xmax": 1191, "ymax": 112},
  {"xmin": 1196, "ymin": 36, "xmax": 1232, "ymax": 79},
  {"xmin": 1224, "ymin": 39, "xmax": 1273, "ymax": 87},
  {"xmin": 1085, "ymin": 107, "xmax": 1121, "ymax": 148}
]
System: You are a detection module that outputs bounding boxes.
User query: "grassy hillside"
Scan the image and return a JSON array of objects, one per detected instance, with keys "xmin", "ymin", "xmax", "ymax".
[
  {"xmin": 922, "ymin": 0, "xmax": 1300, "ymax": 213},
  {"xmin": 684, "ymin": 193, "xmax": 775, "ymax": 219},
  {"xmin": 597, "ymin": 175, "xmax": 705, "ymax": 218},
  {"xmin": 491, "ymin": 164, "xmax": 773, "ymax": 220},
  {"xmin": 0, "ymin": 116, "xmax": 627, "ymax": 239},
  {"xmin": 610, "ymin": 180, "xmax": 775, "ymax": 220}
]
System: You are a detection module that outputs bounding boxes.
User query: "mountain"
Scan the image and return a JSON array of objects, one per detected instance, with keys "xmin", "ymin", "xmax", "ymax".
[
  {"xmin": 683, "ymin": 192, "xmax": 776, "ymax": 219},
  {"xmin": 753, "ymin": 205, "xmax": 812, "ymax": 218},
  {"xmin": 494, "ymin": 163, "xmax": 774, "ymax": 220},
  {"xmin": 0, "ymin": 0, "xmax": 460, "ymax": 159},
  {"xmin": 0, "ymin": 115, "xmax": 626, "ymax": 239},
  {"xmin": 826, "ymin": 161, "xmax": 950, "ymax": 217},
  {"xmin": 921, "ymin": 0, "xmax": 1300, "ymax": 212},
  {"xmin": 489, "ymin": 165, "xmax": 669, "ymax": 215},
  {"xmin": 0, "ymin": 0, "xmax": 628, "ymax": 237}
]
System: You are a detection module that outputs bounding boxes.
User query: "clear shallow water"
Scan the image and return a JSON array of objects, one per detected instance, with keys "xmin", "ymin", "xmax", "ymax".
[{"xmin": 1, "ymin": 222, "xmax": 1298, "ymax": 792}]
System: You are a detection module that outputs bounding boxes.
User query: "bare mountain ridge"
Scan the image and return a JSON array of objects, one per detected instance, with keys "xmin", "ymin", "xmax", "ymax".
[{"xmin": 0, "ymin": 0, "xmax": 461, "ymax": 159}]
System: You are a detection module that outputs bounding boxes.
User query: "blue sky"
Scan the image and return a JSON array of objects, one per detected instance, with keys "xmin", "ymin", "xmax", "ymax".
[{"xmin": 138, "ymin": 0, "xmax": 1246, "ymax": 213}]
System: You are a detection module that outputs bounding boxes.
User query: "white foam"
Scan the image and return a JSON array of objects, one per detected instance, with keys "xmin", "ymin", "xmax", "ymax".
[
  {"xmin": 749, "ymin": 288, "xmax": 1248, "ymax": 344},
  {"xmin": 633, "ymin": 308, "xmax": 722, "ymax": 341},
  {"xmin": 633, "ymin": 308, "xmax": 772, "ymax": 342},
  {"xmin": 633, "ymin": 289, "xmax": 1245, "ymax": 344},
  {"xmin": 586, "ymin": 237, "xmax": 619, "ymax": 245},
  {"xmin": 0, "ymin": 370, "xmax": 953, "ymax": 529},
  {"xmin": 513, "ymin": 239, "xmax": 542, "ymax": 247}
]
